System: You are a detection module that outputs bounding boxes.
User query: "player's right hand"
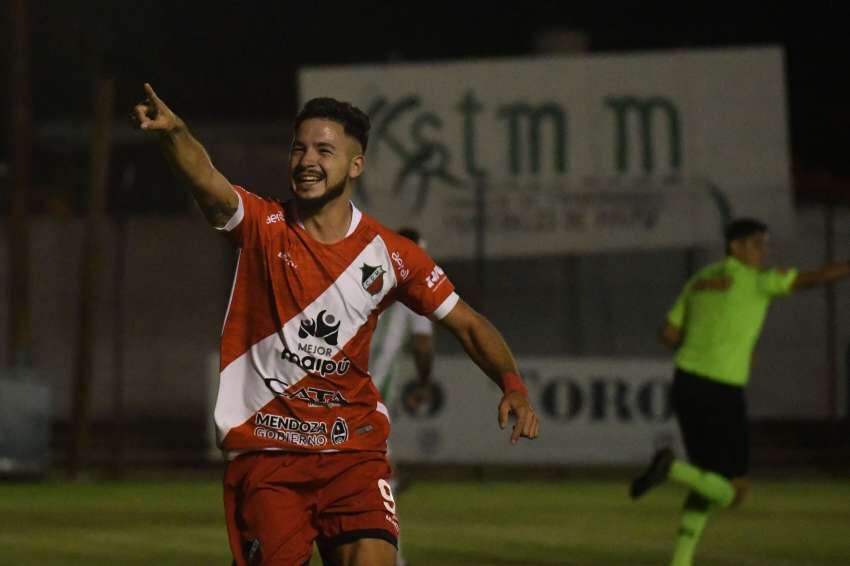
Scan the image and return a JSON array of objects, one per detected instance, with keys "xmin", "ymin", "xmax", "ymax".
[{"xmin": 132, "ymin": 83, "xmax": 181, "ymax": 133}]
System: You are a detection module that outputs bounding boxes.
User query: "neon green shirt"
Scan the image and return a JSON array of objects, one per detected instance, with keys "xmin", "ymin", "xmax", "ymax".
[{"xmin": 667, "ymin": 257, "xmax": 797, "ymax": 387}]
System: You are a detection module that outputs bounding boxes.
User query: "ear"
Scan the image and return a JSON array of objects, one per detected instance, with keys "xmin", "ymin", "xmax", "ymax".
[{"xmin": 348, "ymin": 154, "xmax": 365, "ymax": 180}]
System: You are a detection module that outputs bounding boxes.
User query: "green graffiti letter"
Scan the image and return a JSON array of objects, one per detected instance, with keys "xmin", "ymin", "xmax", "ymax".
[
  {"xmin": 498, "ymin": 102, "xmax": 567, "ymax": 175},
  {"xmin": 457, "ymin": 91, "xmax": 487, "ymax": 177},
  {"xmin": 604, "ymin": 96, "xmax": 681, "ymax": 173}
]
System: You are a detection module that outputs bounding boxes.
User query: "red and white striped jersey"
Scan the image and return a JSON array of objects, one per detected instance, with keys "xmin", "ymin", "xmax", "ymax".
[{"xmin": 213, "ymin": 186, "xmax": 458, "ymax": 457}]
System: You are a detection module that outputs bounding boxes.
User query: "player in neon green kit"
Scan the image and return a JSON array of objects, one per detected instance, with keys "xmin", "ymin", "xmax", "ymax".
[{"xmin": 630, "ymin": 218, "xmax": 850, "ymax": 566}]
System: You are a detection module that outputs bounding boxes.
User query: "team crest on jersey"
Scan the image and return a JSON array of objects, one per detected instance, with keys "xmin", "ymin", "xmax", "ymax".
[{"xmin": 360, "ymin": 263, "xmax": 386, "ymax": 296}]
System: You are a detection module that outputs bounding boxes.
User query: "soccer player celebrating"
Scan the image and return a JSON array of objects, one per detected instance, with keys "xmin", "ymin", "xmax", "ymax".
[
  {"xmin": 630, "ymin": 218, "xmax": 850, "ymax": 566},
  {"xmin": 133, "ymin": 84, "xmax": 538, "ymax": 566}
]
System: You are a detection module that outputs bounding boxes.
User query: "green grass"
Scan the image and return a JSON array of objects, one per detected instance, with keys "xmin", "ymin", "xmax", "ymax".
[{"xmin": 1, "ymin": 477, "xmax": 848, "ymax": 565}]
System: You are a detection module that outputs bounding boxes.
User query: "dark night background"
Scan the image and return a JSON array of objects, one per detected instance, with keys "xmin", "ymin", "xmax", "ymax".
[{"xmin": 2, "ymin": 1, "xmax": 849, "ymax": 213}]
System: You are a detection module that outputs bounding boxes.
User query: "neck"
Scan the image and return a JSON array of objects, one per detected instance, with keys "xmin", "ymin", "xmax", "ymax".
[{"xmin": 296, "ymin": 195, "xmax": 353, "ymax": 244}]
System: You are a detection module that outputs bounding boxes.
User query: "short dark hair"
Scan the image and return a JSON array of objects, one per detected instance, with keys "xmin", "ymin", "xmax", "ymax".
[
  {"xmin": 397, "ymin": 227, "xmax": 421, "ymax": 244},
  {"xmin": 725, "ymin": 218, "xmax": 768, "ymax": 253},
  {"xmin": 294, "ymin": 97, "xmax": 371, "ymax": 152}
]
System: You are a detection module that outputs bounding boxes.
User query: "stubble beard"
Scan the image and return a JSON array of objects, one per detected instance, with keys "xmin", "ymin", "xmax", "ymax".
[{"xmin": 293, "ymin": 176, "xmax": 348, "ymax": 214}]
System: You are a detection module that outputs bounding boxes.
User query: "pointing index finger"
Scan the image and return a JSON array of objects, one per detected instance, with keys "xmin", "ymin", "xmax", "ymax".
[{"xmin": 144, "ymin": 83, "xmax": 161, "ymax": 104}]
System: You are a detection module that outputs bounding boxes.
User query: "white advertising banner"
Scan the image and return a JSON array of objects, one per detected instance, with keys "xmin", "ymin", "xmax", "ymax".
[
  {"xmin": 299, "ymin": 48, "xmax": 793, "ymax": 258},
  {"xmin": 387, "ymin": 356, "xmax": 682, "ymax": 465}
]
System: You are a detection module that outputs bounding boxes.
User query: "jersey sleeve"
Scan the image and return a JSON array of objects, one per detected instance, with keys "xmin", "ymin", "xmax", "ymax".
[
  {"xmin": 214, "ymin": 185, "xmax": 280, "ymax": 248},
  {"xmin": 393, "ymin": 239, "xmax": 458, "ymax": 320},
  {"xmin": 757, "ymin": 267, "xmax": 798, "ymax": 297}
]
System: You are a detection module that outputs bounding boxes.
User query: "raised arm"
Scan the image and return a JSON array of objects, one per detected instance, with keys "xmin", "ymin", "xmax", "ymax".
[
  {"xmin": 133, "ymin": 83, "xmax": 238, "ymax": 227},
  {"xmin": 438, "ymin": 300, "xmax": 538, "ymax": 444},
  {"xmin": 791, "ymin": 261, "xmax": 850, "ymax": 292}
]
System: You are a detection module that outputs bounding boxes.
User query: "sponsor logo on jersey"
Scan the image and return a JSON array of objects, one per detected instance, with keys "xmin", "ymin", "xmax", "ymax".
[
  {"xmin": 298, "ymin": 310, "xmax": 340, "ymax": 346},
  {"xmin": 391, "ymin": 251, "xmax": 410, "ymax": 281},
  {"xmin": 266, "ymin": 211, "xmax": 284, "ymax": 224},
  {"xmin": 254, "ymin": 426, "xmax": 328, "ymax": 447},
  {"xmin": 360, "ymin": 263, "xmax": 386, "ymax": 295},
  {"xmin": 331, "ymin": 417, "xmax": 349, "ymax": 445},
  {"xmin": 284, "ymin": 386, "xmax": 349, "ymax": 407},
  {"xmin": 280, "ymin": 345, "xmax": 351, "ymax": 377},
  {"xmin": 425, "ymin": 265, "xmax": 446, "ymax": 290},
  {"xmin": 255, "ymin": 412, "xmax": 329, "ymax": 434}
]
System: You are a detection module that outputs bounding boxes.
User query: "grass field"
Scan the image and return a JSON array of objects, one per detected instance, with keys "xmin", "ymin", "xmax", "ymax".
[{"xmin": 1, "ymin": 476, "xmax": 848, "ymax": 565}]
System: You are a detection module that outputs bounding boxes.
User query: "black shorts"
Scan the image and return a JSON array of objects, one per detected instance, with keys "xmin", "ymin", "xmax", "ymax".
[{"xmin": 672, "ymin": 368, "xmax": 749, "ymax": 479}]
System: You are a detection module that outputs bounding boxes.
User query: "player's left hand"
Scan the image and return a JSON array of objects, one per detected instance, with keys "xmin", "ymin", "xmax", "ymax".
[{"xmin": 498, "ymin": 392, "xmax": 539, "ymax": 445}]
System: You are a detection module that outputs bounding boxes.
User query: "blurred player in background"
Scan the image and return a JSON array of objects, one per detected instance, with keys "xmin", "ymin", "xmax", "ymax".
[
  {"xmin": 369, "ymin": 227, "xmax": 434, "ymax": 566},
  {"xmin": 630, "ymin": 218, "xmax": 850, "ymax": 566},
  {"xmin": 370, "ymin": 228, "xmax": 435, "ymax": 414},
  {"xmin": 134, "ymin": 84, "xmax": 538, "ymax": 566}
]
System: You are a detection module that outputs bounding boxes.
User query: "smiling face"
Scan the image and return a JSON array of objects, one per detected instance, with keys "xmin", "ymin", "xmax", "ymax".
[{"xmin": 289, "ymin": 118, "xmax": 364, "ymax": 211}]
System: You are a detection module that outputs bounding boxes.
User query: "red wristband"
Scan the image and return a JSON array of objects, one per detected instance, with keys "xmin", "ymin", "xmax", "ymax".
[{"xmin": 500, "ymin": 372, "xmax": 528, "ymax": 396}]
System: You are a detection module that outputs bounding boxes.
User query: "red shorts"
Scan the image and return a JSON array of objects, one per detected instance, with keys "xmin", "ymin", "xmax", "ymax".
[{"xmin": 223, "ymin": 451, "xmax": 399, "ymax": 566}]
